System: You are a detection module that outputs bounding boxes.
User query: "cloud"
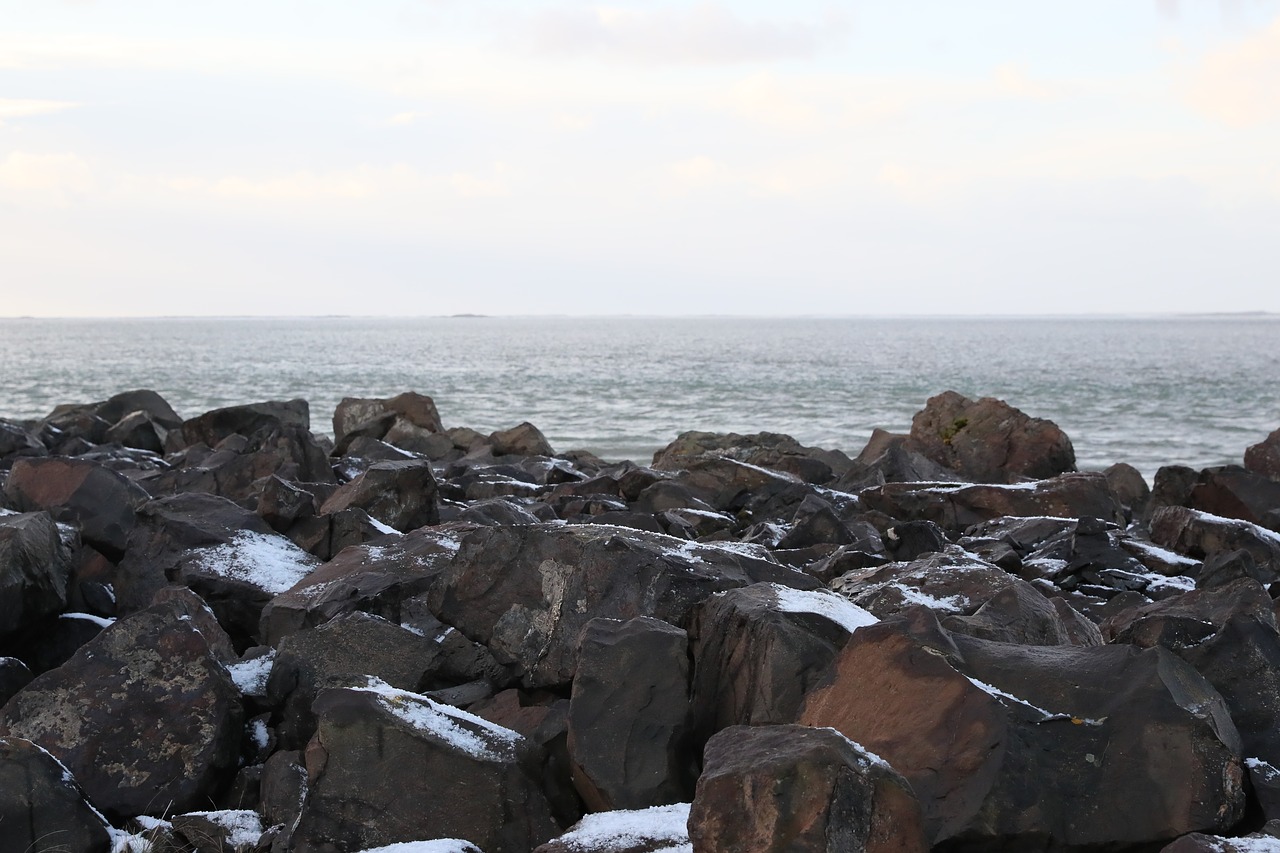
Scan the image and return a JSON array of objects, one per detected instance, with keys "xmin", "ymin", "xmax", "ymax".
[
  {"xmin": 1181, "ymin": 15, "xmax": 1280, "ymax": 125},
  {"xmin": 522, "ymin": 3, "xmax": 844, "ymax": 65},
  {"xmin": 0, "ymin": 150, "xmax": 94, "ymax": 195},
  {"xmin": 165, "ymin": 162, "xmax": 510, "ymax": 203},
  {"xmin": 0, "ymin": 98, "xmax": 80, "ymax": 123}
]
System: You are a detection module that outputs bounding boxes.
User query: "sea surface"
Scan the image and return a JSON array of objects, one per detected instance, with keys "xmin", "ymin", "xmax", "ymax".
[{"xmin": 1, "ymin": 316, "xmax": 1277, "ymax": 479}]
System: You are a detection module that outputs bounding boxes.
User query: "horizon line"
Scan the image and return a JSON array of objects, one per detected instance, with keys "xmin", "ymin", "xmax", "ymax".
[{"xmin": 0, "ymin": 311, "xmax": 1277, "ymax": 322}]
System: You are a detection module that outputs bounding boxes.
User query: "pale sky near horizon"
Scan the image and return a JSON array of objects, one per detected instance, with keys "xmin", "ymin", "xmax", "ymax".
[{"xmin": 2, "ymin": 1, "xmax": 1279, "ymax": 317}]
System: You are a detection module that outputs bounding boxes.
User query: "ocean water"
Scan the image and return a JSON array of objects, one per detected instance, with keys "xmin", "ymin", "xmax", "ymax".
[{"xmin": 1, "ymin": 316, "xmax": 1277, "ymax": 479}]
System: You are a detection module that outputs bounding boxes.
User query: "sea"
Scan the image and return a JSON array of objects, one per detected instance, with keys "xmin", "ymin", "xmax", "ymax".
[{"xmin": 1, "ymin": 316, "xmax": 1277, "ymax": 480}]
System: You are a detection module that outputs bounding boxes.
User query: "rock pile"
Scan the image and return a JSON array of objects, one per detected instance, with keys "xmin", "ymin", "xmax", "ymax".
[{"xmin": 0, "ymin": 388, "xmax": 1278, "ymax": 852}]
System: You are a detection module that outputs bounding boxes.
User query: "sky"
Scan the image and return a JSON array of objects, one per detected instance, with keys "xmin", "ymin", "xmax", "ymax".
[{"xmin": 2, "ymin": 0, "xmax": 1279, "ymax": 317}]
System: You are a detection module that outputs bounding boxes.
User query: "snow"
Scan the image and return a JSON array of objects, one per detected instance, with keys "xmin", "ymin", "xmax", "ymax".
[
  {"xmin": 358, "ymin": 677, "xmax": 523, "ymax": 762},
  {"xmin": 353, "ymin": 841, "xmax": 482, "ymax": 853},
  {"xmin": 60, "ymin": 612, "xmax": 115, "ymax": 628},
  {"xmin": 769, "ymin": 584, "xmax": 879, "ymax": 634},
  {"xmin": 1122, "ymin": 538, "xmax": 1201, "ymax": 568},
  {"xmin": 1139, "ymin": 573, "xmax": 1196, "ymax": 593},
  {"xmin": 1191, "ymin": 837, "xmax": 1280, "ymax": 853},
  {"xmin": 965, "ymin": 675, "xmax": 1104, "ymax": 726},
  {"xmin": 194, "ymin": 531, "xmax": 318, "ymax": 594},
  {"xmin": 368, "ymin": 517, "xmax": 402, "ymax": 535},
  {"xmin": 110, "ymin": 829, "xmax": 156, "ymax": 853},
  {"xmin": 1186, "ymin": 509, "xmax": 1280, "ymax": 547},
  {"xmin": 820, "ymin": 728, "xmax": 894, "ymax": 771},
  {"xmin": 182, "ymin": 810, "xmax": 262, "ymax": 846},
  {"xmin": 226, "ymin": 650, "xmax": 275, "ymax": 697},
  {"xmin": 249, "ymin": 717, "xmax": 270, "ymax": 751},
  {"xmin": 550, "ymin": 803, "xmax": 692, "ymax": 853},
  {"xmin": 888, "ymin": 582, "xmax": 968, "ymax": 612},
  {"xmin": 1248, "ymin": 757, "xmax": 1280, "ymax": 781}
]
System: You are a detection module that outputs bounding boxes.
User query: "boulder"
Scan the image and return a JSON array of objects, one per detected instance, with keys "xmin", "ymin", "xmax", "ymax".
[
  {"xmin": 0, "ymin": 511, "xmax": 71, "ymax": 637},
  {"xmin": 175, "ymin": 398, "xmax": 310, "ymax": 450},
  {"xmin": 651, "ymin": 431, "xmax": 851, "ymax": 481},
  {"xmin": 5, "ymin": 456, "xmax": 150, "ymax": 558},
  {"xmin": 687, "ymin": 724, "xmax": 928, "ymax": 853},
  {"xmin": 942, "ymin": 581, "xmax": 1102, "ymax": 646},
  {"xmin": 0, "ymin": 418, "xmax": 47, "ymax": 465},
  {"xmin": 95, "ymin": 388, "xmax": 182, "ymax": 428},
  {"xmin": 567, "ymin": 617, "xmax": 692, "ymax": 811},
  {"xmin": 291, "ymin": 680, "xmax": 558, "ymax": 853},
  {"xmin": 318, "ymin": 459, "xmax": 440, "ymax": 532},
  {"xmin": 1101, "ymin": 577, "xmax": 1275, "ymax": 648},
  {"xmin": 1187, "ymin": 465, "xmax": 1280, "ymax": 530},
  {"xmin": 829, "ymin": 548, "xmax": 1019, "ymax": 620},
  {"xmin": 0, "ymin": 736, "xmax": 113, "ymax": 853},
  {"xmin": 489, "ymin": 421, "xmax": 555, "ymax": 457},
  {"xmin": 799, "ymin": 612, "xmax": 1245, "ymax": 849},
  {"xmin": 1104, "ymin": 461, "xmax": 1150, "ymax": 520},
  {"xmin": 0, "ymin": 600, "xmax": 244, "ymax": 820},
  {"xmin": 333, "ymin": 392, "xmax": 443, "ymax": 451},
  {"xmin": 168, "ymin": 810, "xmax": 263, "ymax": 852},
  {"xmin": 0, "ymin": 657, "xmax": 32, "ymax": 707},
  {"xmin": 1246, "ymin": 427, "xmax": 1280, "ymax": 481},
  {"xmin": 834, "ymin": 431, "xmax": 962, "ymax": 491},
  {"xmin": 1150, "ymin": 506, "xmax": 1280, "ymax": 581},
  {"xmin": 1162, "ymin": 831, "xmax": 1280, "ymax": 852},
  {"xmin": 423, "ymin": 523, "xmax": 817, "ymax": 688},
  {"xmin": 859, "ymin": 473, "xmax": 1124, "ymax": 535},
  {"xmin": 906, "ymin": 391, "xmax": 1076, "ymax": 482},
  {"xmin": 535, "ymin": 803, "xmax": 692, "ymax": 853}
]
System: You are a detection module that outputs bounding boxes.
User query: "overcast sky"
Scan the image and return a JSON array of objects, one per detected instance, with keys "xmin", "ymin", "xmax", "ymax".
[{"xmin": 2, "ymin": 0, "xmax": 1279, "ymax": 316}]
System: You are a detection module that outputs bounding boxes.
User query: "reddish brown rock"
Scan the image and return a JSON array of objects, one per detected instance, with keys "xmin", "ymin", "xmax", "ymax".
[
  {"xmin": 489, "ymin": 421, "xmax": 555, "ymax": 457},
  {"xmin": 906, "ymin": 391, "xmax": 1076, "ymax": 483},
  {"xmin": 332, "ymin": 391, "xmax": 443, "ymax": 451},
  {"xmin": 687, "ymin": 724, "xmax": 928, "ymax": 853},
  {"xmin": 1246, "ymin": 427, "xmax": 1280, "ymax": 481},
  {"xmin": 1187, "ymin": 465, "xmax": 1280, "ymax": 530},
  {"xmin": 4, "ymin": 456, "xmax": 149, "ymax": 559},
  {"xmin": 1150, "ymin": 506, "xmax": 1280, "ymax": 581}
]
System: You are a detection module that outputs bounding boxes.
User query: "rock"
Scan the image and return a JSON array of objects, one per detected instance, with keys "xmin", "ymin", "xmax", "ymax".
[
  {"xmin": 104, "ymin": 409, "xmax": 169, "ymax": 453},
  {"xmin": 318, "ymin": 459, "xmax": 440, "ymax": 532},
  {"xmin": 0, "ymin": 657, "xmax": 32, "ymax": 707},
  {"xmin": 152, "ymin": 586, "xmax": 239, "ymax": 665},
  {"xmin": 0, "ymin": 599, "xmax": 244, "ymax": 820},
  {"xmin": 1149, "ymin": 465, "xmax": 1200, "ymax": 518},
  {"xmin": 257, "ymin": 475, "xmax": 322, "ymax": 532},
  {"xmin": 0, "ymin": 418, "xmax": 47, "ymax": 465},
  {"xmin": 834, "ymin": 431, "xmax": 962, "ymax": 491},
  {"xmin": 291, "ymin": 680, "xmax": 558, "ymax": 853},
  {"xmin": 567, "ymin": 617, "xmax": 692, "ymax": 811},
  {"xmin": 0, "ymin": 511, "xmax": 71, "ymax": 637},
  {"xmin": 333, "ymin": 392, "xmax": 443, "ymax": 451},
  {"xmin": 5, "ymin": 612, "xmax": 111, "ymax": 675},
  {"xmin": 114, "ymin": 492, "xmax": 278, "ymax": 615},
  {"xmin": 799, "ymin": 612, "xmax": 1245, "ymax": 848},
  {"xmin": 674, "ymin": 456, "xmax": 811, "ymax": 519},
  {"xmin": 942, "ymin": 581, "xmax": 1102, "ymax": 646},
  {"xmin": 1246, "ymin": 427, "xmax": 1280, "ymax": 480},
  {"xmin": 169, "ymin": 810, "xmax": 263, "ymax": 852},
  {"xmin": 5, "ymin": 456, "xmax": 150, "ymax": 558},
  {"xmin": 260, "ymin": 750, "xmax": 308, "ymax": 843},
  {"xmin": 535, "ymin": 803, "xmax": 692, "ymax": 853},
  {"xmin": 1100, "ymin": 577, "xmax": 1276, "ymax": 648},
  {"xmin": 883, "ymin": 519, "xmax": 949, "ymax": 561},
  {"xmin": 830, "ymin": 548, "xmax": 1019, "ymax": 619},
  {"xmin": 489, "ymin": 421, "xmax": 555, "ymax": 457},
  {"xmin": 384, "ymin": 418, "xmax": 454, "ymax": 457},
  {"xmin": 1162, "ymin": 831, "xmax": 1280, "ymax": 852},
  {"xmin": 1150, "ymin": 506, "xmax": 1280, "ymax": 581},
  {"xmin": 860, "ymin": 473, "xmax": 1124, "ymax": 535},
  {"xmin": 687, "ymin": 724, "xmax": 928, "ymax": 853},
  {"xmin": 776, "ymin": 495, "xmax": 855, "ymax": 550},
  {"xmin": 651, "ymin": 430, "xmax": 852, "ymax": 481},
  {"xmin": 689, "ymin": 583, "xmax": 877, "ymax": 744},
  {"xmin": 1197, "ymin": 549, "xmax": 1270, "ymax": 589},
  {"xmin": 266, "ymin": 611, "xmax": 448, "ymax": 749},
  {"xmin": 176, "ymin": 398, "xmax": 311, "ymax": 450},
  {"xmin": 1187, "ymin": 465, "xmax": 1280, "ymax": 530},
  {"xmin": 0, "ymin": 736, "xmax": 113, "ymax": 853},
  {"xmin": 1104, "ymin": 461, "xmax": 1150, "ymax": 520},
  {"xmin": 423, "ymin": 523, "xmax": 817, "ymax": 688},
  {"xmin": 95, "ymin": 389, "xmax": 182, "ymax": 429},
  {"xmin": 906, "ymin": 391, "xmax": 1076, "ymax": 482}
]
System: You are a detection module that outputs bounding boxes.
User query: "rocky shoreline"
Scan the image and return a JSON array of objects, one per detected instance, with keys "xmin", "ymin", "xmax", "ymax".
[{"xmin": 1, "ymin": 389, "xmax": 1279, "ymax": 853}]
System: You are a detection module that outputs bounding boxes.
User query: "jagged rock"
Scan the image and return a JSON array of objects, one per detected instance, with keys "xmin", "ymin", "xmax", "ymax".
[
  {"xmin": 567, "ymin": 617, "xmax": 692, "ymax": 811},
  {"xmin": 1104, "ymin": 461, "xmax": 1151, "ymax": 520},
  {"xmin": 906, "ymin": 391, "xmax": 1076, "ymax": 482},
  {"xmin": 1197, "ymin": 549, "xmax": 1270, "ymax": 589},
  {"xmin": 799, "ymin": 611, "xmax": 1245, "ymax": 849},
  {"xmin": 1150, "ymin": 506, "xmax": 1280, "ymax": 581},
  {"xmin": 830, "ymin": 548, "xmax": 1018, "ymax": 619},
  {"xmin": 318, "ymin": 459, "xmax": 440, "ymax": 532},
  {"xmin": 152, "ymin": 586, "xmax": 239, "ymax": 665},
  {"xmin": 942, "ymin": 581, "xmax": 1102, "ymax": 646},
  {"xmin": 5, "ymin": 457, "xmax": 149, "ymax": 558},
  {"xmin": 0, "ymin": 657, "xmax": 32, "ymax": 707},
  {"xmin": 175, "ymin": 398, "xmax": 310, "ymax": 450},
  {"xmin": 0, "ymin": 418, "xmax": 47, "ymax": 465},
  {"xmin": 1187, "ymin": 465, "xmax": 1280, "ymax": 530},
  {"xmin": 651, "ymin": 431, "xmax": 851, "ymax": 481},
  {"xmin": 535, "ymin": 804, "xmax": 692, "ymax": 853},
  {"xmin": 333, "ymin": 392, "xmax": 442, "ymax": 450},
  {"xmin": 1100, "ymin": 577, "xmax": 1276, "ymax": 648},
  {"xmin": 883, "ymin": 519, "xmax": 949, "ymax": 561},
  {"xmin": 1149, "ymin": 465, "xmax": 1200, "ymax": 518},
  {"xmin": 0, "ymin": 599, "xmax": 243, "ymax": 820},
  {"xmin": 490, "ymin": 422, "xmax": 555, "ymax": 457},
  {"xmin": 687, "ymin": 724, "xmax": 928, "ymax": 853},
  {"xmin": 423, "ymin": 523, "xmax": 817, "ymax": 688},
  {"xmin": 0, "ymin": 511, "xmax": 71, "ymax": 637},
  {"xmin": 860, "ymin": 473, "xmax": 1124, "ymax": 535},
  {"xmin": 1246, "ymin": 427, "xmax": 1280, "ymax": 481},
  {"xmin": 0, "ymin": 736, "xmax": 113, "ymax": 853},
  {"xmin": 260, "ymin": 750, "xmax": 308, "ymax": 845},
  {"xmin": 291, "ymin": 681, "xmax": 558, "ymax": 853}
]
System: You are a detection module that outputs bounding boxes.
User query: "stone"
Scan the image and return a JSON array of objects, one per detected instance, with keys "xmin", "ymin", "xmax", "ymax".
[
  {"xmin": 0, "ymin": 600, "xmax": 244, "ymax": 820},
  {"xmin": 5, "ymin": 456, "xmax": 150, "ymax": 558},
  {"xmin": 651, "ymin": 431, "xmax": 852, "ymax": 480},
  {"xmin": 291, "ymin": 681, "xmax": 558, "ymax": 853},
  {"xmin": 318, "ymin": 459, "xmax": 440, "ymax": 532},
  {"xmin": 333, "ymin": 392, "xmax": 442, "ymax": 450},
  {"xmin": 489, "ymin": 421, "xmax": 555, "ymax": 457},
  {"xmin": 257, "ymin": 475, "xmax": 321, "ymax": 532},
  {"xmin": 0, "ymin": 511, "xmax": 71, "ymax": 637},
  {"xmin": 906, "ymin": 391, "xmax": 1076, "ymax": 482},
  {"xmin": 799, "ymin": 613, "xmax": 1245, "ymax": 849},
  {"xmin": 1150, "ymin": 506, "xmax": 1280, "ymax": 581},
  {"xmin": 175, "ymin": 398, "xmax": 311, "ymax": 450},
  {"xmin": 0, "ymin": 736, "xmax": 113, "ymax": 853},
  {"xmin": 104, "ymin": 409, "xmax": 169, "ymax": 453},
  {"xmin": 0, "ymin": 657, "xmax": 32, "ymax": 707},
  {"xmin": 883, "ymin": 519, "xmax": 949, "ymax": 561},
  {"xmin": 535, "ymin": 804, "xmax": 692, "ymax": 853},
  {"xmin": 942, "ymin": 581, "xmax": 1102, "ymax": 646},
  {"xmin": 1246, "ymin": 427, "xmax": 1280, "ymax": 481},
  {"xmin": 829, "ymin": 548, "xmax": 1019, "ymax": 620},
  {"xmin": 1104, "ymin": 461, "xmax": 1151, "ymax": 520},
  {"xmin": 1148, "ymin": 465, "xmax": 1200, "ymax": 518},
  {"xmin": 0, "ymin": 418, "xmax": 47, "ymax": 465},
  {"xmin": 95, "ymin": 389, "xmax": 182, "ymax": 429},
  {"xmin": 687, "ymin": 724, "xmax": 928, "ymax": 853},
  {"xmin": 1100, "ymin": 577, "xmax": 1276, "ymax": 648},
  {"xmin": 567, "ymin": 617, "xmax": 692, "ymax": 811},
  {"xmin": 1188, "ymin": 465, "xmax": 1280, "ymax": 531}
]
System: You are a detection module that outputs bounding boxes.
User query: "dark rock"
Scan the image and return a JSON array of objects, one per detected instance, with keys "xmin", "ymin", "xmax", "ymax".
[
  {"xmin": 456, "ymin": 497, "xmax": 544, "ymax": 526},
  {"xmin": 0, "ymin": 657, "xmax": 32, "ymax": 707},
  {"xmin": 1188, "ymin": 465, "xmax": 1280, "ymax": 530},
  {"xmin": 835, "ymin": 431, "xmax": 962, "ymax": 491},
  {"xmin": 652, "ymin": 430, "xmax": 852, "ymax": 480},
  {"xmin": 260, "ymin": 750, "xmax": 308, "ymax": 843},
  {"xmin": 0, "ymin": 418, "xmax": 47, "ymax": 465},
  {"xmin": 906, "ymin": 391, "xmax": 1076, "ymax": 482},
  {"xmin": 95, "ymin": 389, "xmax": 182, "ymax": 429},
  {"xmin": 0, "ymin": 736, "xmax": 113, "ymax": 853},
  {"xmin": 317, "ymin": 459, "xmax": 439, "ymax": 533},
  {"xmin": 176, "ymin": 398, "xmax": 310, "ymax": 450},
  {"xmin": 5, "ymin": 612, "xmax": 111, "ymax": 674},
  {"xmin": 776, "ymin": 494, "xmax": 854, "ymax": 550},
  {"xmin": 1101, "ymin": 577, "xmax": 1276, "ymax": 647},
  {"xmin": 687, "ymin": 724, "xmax": 928, "ymax": 853},
  {"xmin": 942, "ymin": 581, "xmax": 1102, "ymax": 646},
  {"xmin": 5, "ymin": 456, "xmax": 150, "ymax": 558},
  {"xmin": 103, "ymin": 410, "xmax": 171, "ymax": 454},
  {"xmin": 860, "ymin": 473, "xmax": 1124, "ymax": 535},
  {"xmin": 800, "ymin": 612, "xmax": 1245, "ymax": 849},
  {"xmin": 0, "ymin": 511, "xmax": 71, "ymax": 637},
  {"xmin": 535, "ymin": 804, "xmax": 691, "ymax": 853},
  {"xmin": 1104, "ymin": 461, "xmax": 1151, "ymax": 520},
  {"xmin": 291, "ymin": 682, "xmax": 558, "ymax": 853},
  {"xmin": 1149, "ymin": 465, "xmax": 1200, "ymax": 518},
  {"xmin": 568, "ymin": 617, "xmax": 691, "ymax": 811},
  {"xmin": 1162, "ymin": 831, "xmax": 1280, "ymax": 852},
  {"xmin": 883, "ymin": 519, "xmax": 948, "ymax": 561},
  {"xmin": 829, "ymin": 548, "xmax": 1018, "ymax": 619},
  {"xmin": 1150, "ymin": 506, "xmax": 1280, "ymax": 581},
  {"xmin": 1198, "ymin": 549, "xmax": 1270, "ymax": 589},
  {"xmin": 257, "ymin": 475, "xmax": 321, "ymax": 532},
  {"xmin": 1246, "ymin": 427, "xmax": 1280, "ymax": 481},
  {"xmin": 333, "ymin": 392, "xmax": 442, "ymax": 449},
  {"xmin": 490, "ymin": 422, "xmax": 555, "ymax": 457},
  {"xmin": 169, "ymin": 810, "xmax": 263, "ymax": 852},
  {"xmin": 632, "ymin": 479, "xmax": 719, "ymax": 515},
  {"xmin": 151, "ymin": 586, "xmax": 239, "ymax": 664},
  {"xmin": 0, "ymin": 599, "xmax": 244, "ymax": 820}
]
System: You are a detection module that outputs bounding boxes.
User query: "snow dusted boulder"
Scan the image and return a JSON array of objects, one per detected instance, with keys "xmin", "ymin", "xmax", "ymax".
[
  {"xmin": 0, "ymin": 598, "xmax": 243, "ymax": 820},
  {"xmin": 906, "ymin": 391, "xmax": 1076, "ymax": 483},
  {"xmin": 169, "ymin": 809, "xmax": 263, "ymax": 852},
  {"xmin": 0, "ymin": 511, "xmax": 72, "ymax": 637},
  {"xmin": 829, "ymin": 548, "xmax": 1019, "ymax": 620},
  {"xmin": 176, "ymin": 528, "xmax": 319, "ymax": 646},
  {"xmin": 4, "ymin": 456, "xmax": 149, "ymax": 558},
  {"xmin": 688, "ymin": 725, "xmax": 927, "ymax": 853},
  {"xmin": 114, "ymin": 492, "xmax": 278, "ymax": 614},
  {"xmin": 1186, "ymin": 465, "xmax": 1280, "ymax": 530},
  {"xmin": 318, "ymin": 458, "xmax": 440, "ymax": 533},
  {"xmin": 689, "ymin": 583, "xmax": 877, "ymax": 744},
  {"xmin": 860, "ymin": 473, "xmax": 1124, "ymax": 535},
  {"xmin": 1100, "ymin": 577, "xmax": 1277, "ymax": 648},
  {"xmin": 423, "ymin": 523, "xmax": 818, "ymax": 688},
  {"xmin": 0, "ymin": 737, "xmax": 113, "ymax": 853},
  {"xmin": 799, "ymin": 610, "xmax": 1246, "ymax": 849},
  {"xmin": 1161, "ymin": 832, "xmax": 1280, "ymax": 852},
  {"xmin": 267, "ymin": 611, "xmax": 450, "ymax": 749},
  {"xmin": 941, "ymin": 581, "xmax": 1103, "ymax": 647},
  {"xmin": 568, "ymin": 617, "xmax": 692, "ymax": 811},
  {"xmin": 534, "ymin": 803, "xmax": 693, "ymax": 853},
  {"xmin": 1150, "ymin": 506, "xmax": 1280, "ymax": 581},
  {"xmin": 292, "ymin": 679, "xmax": 558, "ymax": 853},
  {"xmin": 355, "ymin": 841, "xmax": 483, "ymax": 853}
]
